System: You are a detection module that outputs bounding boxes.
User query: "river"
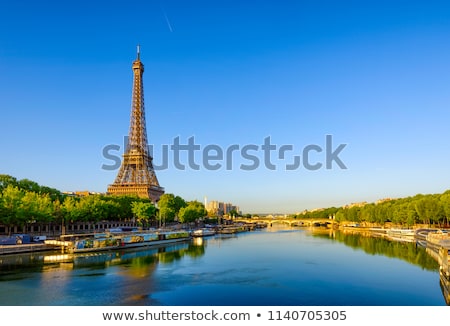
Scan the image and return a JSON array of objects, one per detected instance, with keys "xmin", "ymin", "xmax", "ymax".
[{"xmin": 0, "ymin": 226, "xmax": 446, "ymax": 306}]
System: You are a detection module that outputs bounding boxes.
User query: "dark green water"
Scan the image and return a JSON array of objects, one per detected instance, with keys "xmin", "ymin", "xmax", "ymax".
[{"xmin": 0, "ymin": 227, "xmax": 445, "ymax": 306}]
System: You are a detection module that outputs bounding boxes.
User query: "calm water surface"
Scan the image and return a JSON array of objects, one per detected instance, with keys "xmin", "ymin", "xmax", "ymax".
[{"xmin": 0, "ymin": 226, "xmax": 446, "ymax": 306}]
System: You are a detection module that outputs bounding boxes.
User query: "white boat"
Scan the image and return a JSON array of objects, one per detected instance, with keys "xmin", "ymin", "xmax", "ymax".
[
  {"xmin": 387, "ymin": 229, "xmax": 415, "ymax": 237},
  {"xmin": 192, "ymin": 228, "xmax": 216, "ymax": 237}
]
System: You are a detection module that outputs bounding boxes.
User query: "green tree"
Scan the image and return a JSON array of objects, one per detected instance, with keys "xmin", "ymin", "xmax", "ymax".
[
  {"xmin": 39, "ymin": 185, "xmax": 65, "ymax": 202},
  {"xmin": 228, "ymin": 209, "xmax": 239, "ymax": 218},
  {"xmin": 61, "ymin": 196, "xmax": 79, "ymax": 223},
  {"xmin": 406, "ymin": 202, "xmax": 418, "ymax": 227},
  {"xmin": 20, "ymin": 191, "xmax": 52, "ymax": 224},
  {"xmin": 178, "ymin": 201, "xmax": 207, "ymax": 224},
  {"xmin": 440, "ymin": 193, "xmax": 450, "ymax": 226},
  {"xmin": 335, "ymin": 209, "xmax": 346, "ymax": 223},
  {"xmin": 76, "ymin": 195, "xmax": 114, "ymax": 223},
  {"xmin": 173, "ymin": 196, "xmax": 187, "ymax": 217},
  {"xmin": 0, "ymin": 185, "xmax": 25, "ymax": 234},
  {"xmin": 415, "ymin": 196, "xmax": 442, "ymax": 226},
  {"xmin": 131, "ymin": 201, "xmax": 157, "ymax": 226},
  {"xmin": 158, "ymin": 194, "xmax": 176, "ymax": 223},
  {"xmin": 99, "ymin": 198, "xmax": 122, "ymax": 221},
  {"xmin": 106, "ymin": 195, "xmax": 142, "ymax": 221},
  {"xmin": 158, "ymin": 193, "xmax": 187, "ymax": 224},
  {"xmin": 391, "ymin": 203, "xmax": 407, "ymax": 225},
  {"xmin": 0, "ymin": 174, "xmax": 18, "ymax": 191},
  {"xmin": 17, "ymin": 178, "xmax": 41, "ymax": 193},
  {"xmin": 360, "ymin": 204, "xmax": 375, "ymax": 223},
  {"xmin": 347, "ymin": 206, "xmax": 361, "ymax": 222}
]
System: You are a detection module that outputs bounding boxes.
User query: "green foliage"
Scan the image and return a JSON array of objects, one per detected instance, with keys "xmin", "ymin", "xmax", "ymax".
[
  {"xmin": 131, "ymin": 201, "xmax": 157, "ymax": 226},
  {"xmin": 104, "ymin": 195, "xmax": 144, "ymax": 220},
  {"xmin": 414, "ymin": 196, "xmax": 444, "ymax": 226},
  {"xmin": 158, "ymin": 193, "xmax": 187, "ymax": 223},
  {"xmin": 178, "ymin": 201, "xmax": 207, "ymax": 223},
  {"xmin": 0, "ymin": 174, "xmax": 18, "ymax": 191},
  {"xmin": 0, "ymin": 184, "xmax": 55, "ymax": 231},
  {"xmin": 297, "ymin": 207, "xmax": 339, "ymax": 220},
  {"xmin": 296, "ymin": 191, "xmax": 450, "ymax": 227},
  {"xmin": 0, "ymin": 174, "xmax": 203, "ymax": 230},
  {"xmin": 16, "ymin": 179, "xmax": 41, "ymax": 193},
  {"xmin": 0, "ymin": 174, "xmax": 65, "ymax": 202},
  {"xmin": 0, "ymin": 175, "xmax": 161, "ymax": 229},
  {"xmin": 2, "ymin": 173, "xmax": 450, "ymax": 229},
  {"xmin": 440, "ymin": 193, "xmax": 450, "ymax": 226},
  {"xmin": 317, "ymin": 231, "xmax": 439, "ymax": 271},
  {"xmin": 0, "ymin": 185, "xmax": 25, "ymax": 228}
]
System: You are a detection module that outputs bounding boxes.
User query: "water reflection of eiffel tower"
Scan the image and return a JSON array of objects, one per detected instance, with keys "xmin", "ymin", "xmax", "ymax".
[{"xmin": 107, "ymin": 46, "xmax": 164, "ymax": 203}]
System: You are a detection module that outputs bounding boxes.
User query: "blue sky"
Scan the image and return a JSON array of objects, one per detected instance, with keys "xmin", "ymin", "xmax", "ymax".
[{"xmin": 1, "ymin": 0, "xmax": 450, "ymax": 214}]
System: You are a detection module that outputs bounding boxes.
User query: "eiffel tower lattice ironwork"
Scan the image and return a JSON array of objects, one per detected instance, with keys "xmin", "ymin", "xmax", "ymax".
[{"xmin": 107, "ymin": 46, "xmax": 164, "ymax": 203}]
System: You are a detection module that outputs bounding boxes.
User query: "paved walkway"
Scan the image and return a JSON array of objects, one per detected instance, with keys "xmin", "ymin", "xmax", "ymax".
[{"xmin": 0, "ymin": 243, "xmax": 54, "ymax": 255}]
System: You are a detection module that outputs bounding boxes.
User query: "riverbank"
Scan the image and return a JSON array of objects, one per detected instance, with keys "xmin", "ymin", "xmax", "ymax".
[
  {"xmin": 0, "ymin": 243, "xmax": 56, "ymax": 255},
  {"xmin": 0, "ymin": 221, "xmax": 267, "ymax": 255},
  {"xmin": 1, "ymin": 223, "xmax": 448, "ymax": 257}
]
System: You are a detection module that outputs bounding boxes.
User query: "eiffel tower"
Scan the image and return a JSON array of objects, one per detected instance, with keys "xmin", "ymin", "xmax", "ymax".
[{"xmin": 107, "ymin": 46, "xmax": 164, "ymax": 203}]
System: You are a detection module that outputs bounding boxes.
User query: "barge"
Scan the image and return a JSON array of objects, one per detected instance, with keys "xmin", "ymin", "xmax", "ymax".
[
  {"xmin": 45, "ymin": 229, "xmax": 191, "ymax": 253},
  {"xmin": 191, "ymin": 228, "xmax": 216, "ymax": 237}
]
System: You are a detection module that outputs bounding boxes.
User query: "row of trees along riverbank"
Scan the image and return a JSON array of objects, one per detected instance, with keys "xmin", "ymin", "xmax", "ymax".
[
  {"xmin": 291, "ymin": 191, "xmax": 450, "ymax": 228},
  {"xmin": 0, "ymin": 174, "xmax": 206, "ymax": 234},
  {"xmin": 2, "ymin": 173, "xmax": 450, "ymax": 232}
]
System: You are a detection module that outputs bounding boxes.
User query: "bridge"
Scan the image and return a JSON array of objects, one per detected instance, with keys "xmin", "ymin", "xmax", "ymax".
[{"xmin": 233, "ymin": 217, "xmax": 335, "ymax": 227}]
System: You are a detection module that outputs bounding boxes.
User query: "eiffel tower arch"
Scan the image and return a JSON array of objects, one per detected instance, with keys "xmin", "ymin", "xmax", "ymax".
[{"xmin": 107, "ymin": 46, "xmax": 165, "ymax": 203}]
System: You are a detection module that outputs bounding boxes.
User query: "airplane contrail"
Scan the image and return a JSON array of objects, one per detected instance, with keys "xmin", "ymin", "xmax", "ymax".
[{"xmin": 161, "ymin": 6, "xmax": 173, "ymax": 32}]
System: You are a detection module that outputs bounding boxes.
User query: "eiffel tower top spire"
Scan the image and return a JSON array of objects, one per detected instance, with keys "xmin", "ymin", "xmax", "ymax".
[
  {"xmin": 107, "ymin": 46, "xmax": 164, "ymax": 203},
  {"xmin": 128, "ymin": 44, "xmax": 147, "ymax": 155}
]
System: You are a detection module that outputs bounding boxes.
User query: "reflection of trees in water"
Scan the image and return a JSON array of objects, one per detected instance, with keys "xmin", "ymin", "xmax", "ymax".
[
  {"xmin": 185, "ymin": 243, "xmax": 206, "ymax": 259},
  {"xmin": 158, "ymin": 243, "xmax": 205, "ymax": 263},
  {"xmin": 157, "ymin": 249, "xmax": 186, "ymax": 264},
  {"xmin": 312, "ymin": 230, "xmax": 439, "ymax": 271},
  {"xmin": 0, "ymin": 252, "xmax": 50, "ymax": 275},
  {"xmin": 118, "ymin": 242, "xmax": 207, "ymax": 279},
  {"xmin": 119, "ymin": 255, "xmax": 158, "ymax": 279},
  {"xmin": 113, "ymin": 242, "xmax": 207, "ymax": 305},
  {"xmin": 0, "ymin": 240, "xmax": 207, "ymax": 277},
  {"xmin": 71, "ymin": 241, "xmax": 206, "ymax": 269}
]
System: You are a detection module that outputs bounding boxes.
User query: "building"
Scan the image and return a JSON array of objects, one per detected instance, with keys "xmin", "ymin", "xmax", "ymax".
[
  {"xmin": 62, "ymin": 191, "xmax": 104, "ymax": 197},
  {"xmin": 107, "ymin": 46, "xmax": 164, "ymax": 203},
  {"xmin": 206, "ymin": 200, "xmax": 240, "ymax": 216},
  {"xmin": 343, "ymin": 202, "xmax": 367, "ymax": 209}
]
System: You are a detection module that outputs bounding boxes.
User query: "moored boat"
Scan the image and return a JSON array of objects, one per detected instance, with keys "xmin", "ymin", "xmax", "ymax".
[
  {"xmin": 387, "ymin": 228, "xmax": 415, "ymax": 237},
  {"xmin": 191, "ymin": 228, "xmax": 216, "ymax": 237},
  {"xmin": 385, "ymin": 228, "xmax": 416, "ymax": 243},
  {"xmin": 217, "ymin": 225, "xmax": 248, "ymax": 234},
  {"xmin": 47, "ymin": 230, "xmax": 191, "ymax": 253}
]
